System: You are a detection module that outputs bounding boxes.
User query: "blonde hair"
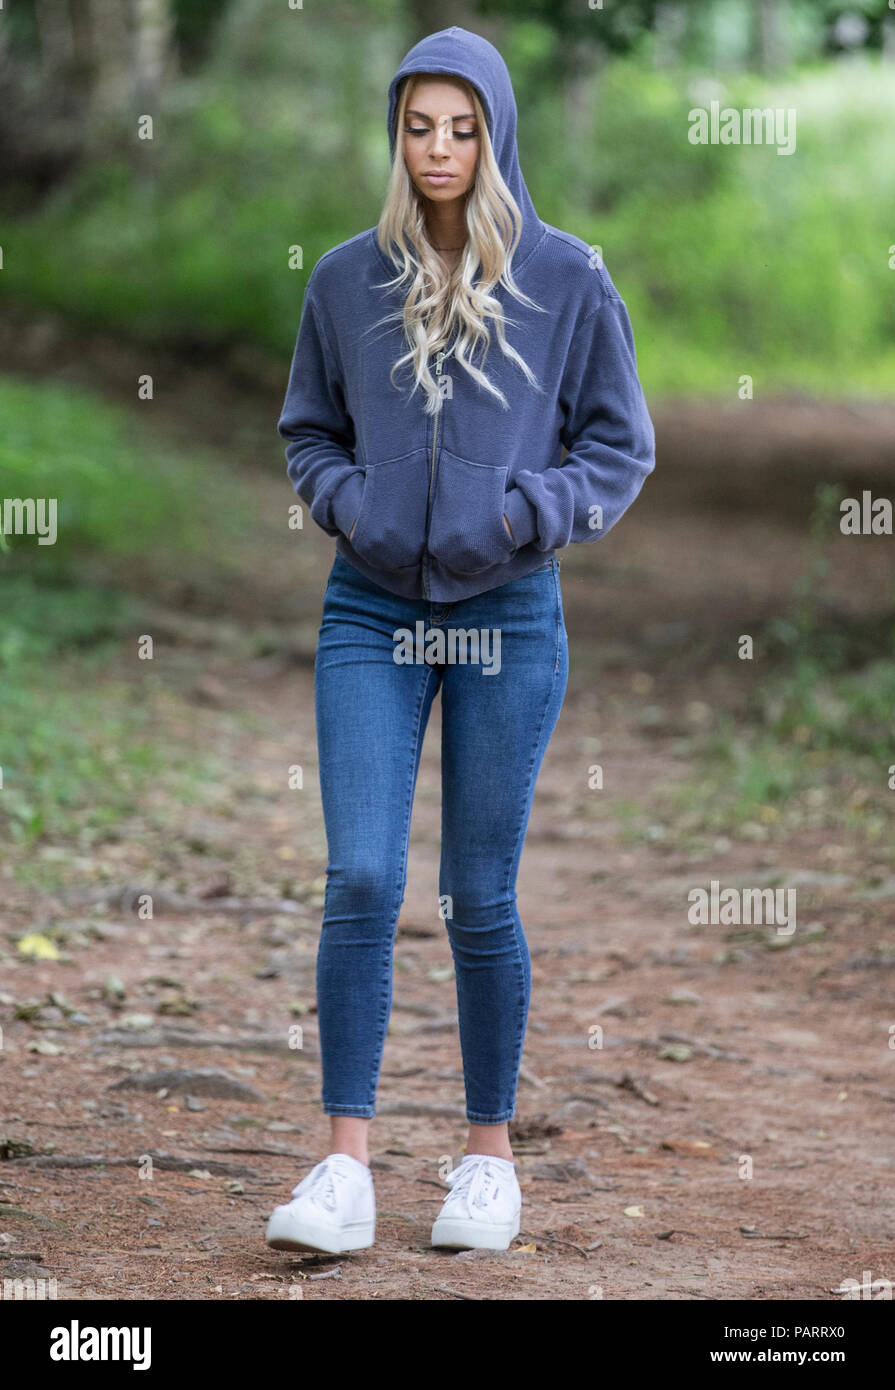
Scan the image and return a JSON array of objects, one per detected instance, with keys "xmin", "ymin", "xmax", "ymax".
[{"xmin": 371, "ymin": 73, "xmax": 546, "ymax": 415}]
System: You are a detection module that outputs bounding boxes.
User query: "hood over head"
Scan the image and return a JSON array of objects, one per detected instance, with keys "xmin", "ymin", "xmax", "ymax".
[{"xmin": 386, "ymin": 26, "xmax": 544, "ymax": 268}]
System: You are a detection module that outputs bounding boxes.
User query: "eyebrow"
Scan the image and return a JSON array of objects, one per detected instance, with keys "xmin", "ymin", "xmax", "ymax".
[{"xmin": 405, "ymin": 109, "xmax": 477, "ymax": 122}]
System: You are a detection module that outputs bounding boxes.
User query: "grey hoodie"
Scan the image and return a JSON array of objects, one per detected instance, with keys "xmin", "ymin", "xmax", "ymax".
[{"xmin": 278, "ymin": 25, "xmax": 656, "ymax": 602}]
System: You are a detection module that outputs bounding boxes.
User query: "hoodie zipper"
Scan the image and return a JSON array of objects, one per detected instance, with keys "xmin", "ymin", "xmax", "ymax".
[
  {"xmin": 428, "ymin": 349, "xmax": 446, "ymax": 516},
  {"xmin": 423, "ymin": 348, "xmax": 446, "ymax": 600}
]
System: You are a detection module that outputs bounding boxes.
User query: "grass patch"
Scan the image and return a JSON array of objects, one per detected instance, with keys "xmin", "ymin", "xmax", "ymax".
[
  {"xmin": 660, "ymin": 486, "xmax": 895, "ymax": 849},
  {"xmin": 0, "ymin": 375, "xmax": 251, "ymax": 580},
  {"xmin": 0, "ymin": 578, "xmax": 223, "ymax": 849},
  {"xmin": 0, "ymin": 371, "xmax": 256, "ymax": 852}
]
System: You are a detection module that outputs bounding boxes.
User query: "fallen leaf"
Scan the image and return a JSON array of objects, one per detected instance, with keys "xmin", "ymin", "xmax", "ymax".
[
  {"xmin": 13, "ymin": 1000, "xmax": 44, "ymax": 1021},
  {"xmin": 121, "ymin": 1014, "xmax": 154, "ymax": 1030},
  {"xmin": 158, "ymin": 994, "xmax": 199, "ymax": 1016},
  {"xmin": 16, "ymin": 935, "xmax": 60, "ymax": 961}
]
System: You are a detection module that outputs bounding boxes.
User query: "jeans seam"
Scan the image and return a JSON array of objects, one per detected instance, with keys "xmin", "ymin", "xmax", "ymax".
[
  {"xmin": 343, "ymin": 660, "xmax": 435, "ymax": 1118},
  {"xmin": 488, "ymin": 654, "xmax": 559, "ymax": 1124},
  {"xmin": 553, "ymin": 562, "xmax": 563, "ymax": 672}
]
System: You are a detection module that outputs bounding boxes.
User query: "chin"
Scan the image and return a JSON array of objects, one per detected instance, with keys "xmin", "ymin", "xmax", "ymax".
[{"xmin": 419, "ymin": 183, "xmax": 467, "ymax": 203}]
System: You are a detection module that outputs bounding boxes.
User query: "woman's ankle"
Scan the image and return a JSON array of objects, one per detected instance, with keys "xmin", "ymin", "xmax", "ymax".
[
  {"xmin": 465, "ymin": 1123, "xmax": 513, "ymax": 1163},
  {"xmin": 329, "ymin": 1116, "xmax": 372, "ymax": 1166}
]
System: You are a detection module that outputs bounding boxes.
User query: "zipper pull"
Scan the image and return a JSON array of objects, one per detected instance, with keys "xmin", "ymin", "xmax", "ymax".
[{"xmin": 435, "ymin": 349, "xmax": 446, "ymax": 377}]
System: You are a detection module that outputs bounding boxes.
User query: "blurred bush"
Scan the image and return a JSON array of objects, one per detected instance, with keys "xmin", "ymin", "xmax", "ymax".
[{"xmin": 1, "ymin": 11, "xmax": 893, "ymax": 394}]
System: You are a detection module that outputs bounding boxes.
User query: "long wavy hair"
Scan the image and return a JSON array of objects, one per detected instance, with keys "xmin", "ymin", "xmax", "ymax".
[{"xmin": 371, "ymin": 72, "xmax": 546, "ymax": 415}]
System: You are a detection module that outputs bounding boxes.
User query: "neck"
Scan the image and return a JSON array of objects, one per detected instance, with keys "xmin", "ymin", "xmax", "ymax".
[{"xmin": 425, "ymin": 197, "xmax": 467, "ymax": 251}]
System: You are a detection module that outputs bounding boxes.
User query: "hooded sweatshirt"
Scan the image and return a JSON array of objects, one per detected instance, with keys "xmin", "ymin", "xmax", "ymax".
[{"xmin": 277, "ymin": 25, "xmax": 656, "ymax": 603}]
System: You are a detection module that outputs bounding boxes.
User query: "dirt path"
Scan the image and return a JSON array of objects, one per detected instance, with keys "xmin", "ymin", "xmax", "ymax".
[
  {"xmin": 2, "ymin": 459, "xmax": 894, "ymax": 1301},
  {"xmin": 2, "ymin": 309, "xmax": 894, "ymax": 1299}
]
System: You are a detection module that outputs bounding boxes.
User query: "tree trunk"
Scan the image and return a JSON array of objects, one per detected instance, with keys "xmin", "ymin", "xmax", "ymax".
[
  {"xmin": 88, "ymin": 0, "xmax": 133, "ymax": 116},
  {"xmin": 405, "ymin": 0, "xmax": 462, "ymax": 46},
  {"xmin": 750, "ymin": 0, "xmax": 789, "ymax": 73},
  {"xmin": 134, "ymin": 0, "xmax": 176, "ymax": 107},
  {"xmin": 33, "ymin": 0, "xmax": 76, "ymax": 76},
  {"xmin": 883, "ymin": 13, "xmax": 895, "ymax": 63}
]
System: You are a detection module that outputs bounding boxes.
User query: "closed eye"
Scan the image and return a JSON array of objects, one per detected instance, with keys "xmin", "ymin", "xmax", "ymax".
[{"xmin": 404, "ymin": 126, "xmax": 477, "ymax": 139}]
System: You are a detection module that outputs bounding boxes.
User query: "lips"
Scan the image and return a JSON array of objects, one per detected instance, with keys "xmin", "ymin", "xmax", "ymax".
[{"xmin": 423, "ymin": 172, "xmax": 455, "ymax": 182}]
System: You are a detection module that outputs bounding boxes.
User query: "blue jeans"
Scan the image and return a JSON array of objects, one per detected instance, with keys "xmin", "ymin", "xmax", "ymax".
[{"xmin": 313, "ymin": 552, "xmax": 569, "ymax": 1124}]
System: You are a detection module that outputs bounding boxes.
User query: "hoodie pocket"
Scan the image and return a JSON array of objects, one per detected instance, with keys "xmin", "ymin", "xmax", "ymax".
[
  {"xmin": 349, "ymin": 450, "xmax": 428, "ymax": 570},
  {"xmin": 427, "ymin": 451, "xmax": 514, "ymax": 575}
]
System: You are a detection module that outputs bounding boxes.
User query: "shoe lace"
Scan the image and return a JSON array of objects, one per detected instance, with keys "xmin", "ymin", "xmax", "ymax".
[
  {"xmin": 442, "ymin": 1156, "xmax": 505, "ymax": 1217},
  {"xmin": 290, "ymin": 1156, "xmax": 357, "ymax": 1213}
]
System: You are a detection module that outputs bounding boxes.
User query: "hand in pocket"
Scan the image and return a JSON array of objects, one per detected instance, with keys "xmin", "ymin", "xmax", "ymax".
[{"xmin": 427, "ymin": 452, "xmax": 513, "ymax": 573}]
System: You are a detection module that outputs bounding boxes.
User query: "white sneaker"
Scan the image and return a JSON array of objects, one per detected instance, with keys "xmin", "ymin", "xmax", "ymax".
[
  {"xmin": 430, "ymin": 1153, "xmax": 522, "ymax": 1250},
  {"xmin": 265, "ymin": 1153, "xmax": 375, "ymax": 1254}
]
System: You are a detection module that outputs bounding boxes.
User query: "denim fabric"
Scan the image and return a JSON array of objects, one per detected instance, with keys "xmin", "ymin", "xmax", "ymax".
[{"xmin": 313, "ymin": 551, "xmax": 568, "ymax": 1123}]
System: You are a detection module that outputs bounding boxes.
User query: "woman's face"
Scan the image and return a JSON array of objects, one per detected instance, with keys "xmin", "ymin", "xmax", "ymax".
[{"xmin": 401, "ymin": 77, "xmax": 480, "ymax": 204}]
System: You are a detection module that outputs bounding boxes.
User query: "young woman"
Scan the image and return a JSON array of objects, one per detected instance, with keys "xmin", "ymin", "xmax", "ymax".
[{"xmin": 266, "ymin": 26, "xmax": 655, "ymax": 1256}]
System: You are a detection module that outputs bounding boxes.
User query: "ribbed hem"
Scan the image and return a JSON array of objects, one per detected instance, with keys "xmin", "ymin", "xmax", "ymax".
[{"xmin": 503, "ymin": 486, "xmax": 539, "ymax": 548}]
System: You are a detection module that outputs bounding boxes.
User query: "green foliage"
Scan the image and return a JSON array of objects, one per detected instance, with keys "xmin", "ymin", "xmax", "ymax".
[
  {"xmin": 578, "ymin": 59, "xmax": 895, "ymax": 393},
  {"xmin": 3, "ymin": 23, "xmax": 894, "ymax": 393},
  {"xmin": 0, "ymin": 378, "xmax": 251, "ymax": 847},
  {"xmin": 0, "ymin": 375, "xmax": 250, "ymax": 578},
  {"xmin": 0, "ymin": 654, "xmax": 162, "ymax": 846},
  {"xmin": 0, "ymin": 577, "xmax": 151, "ymax": 844},
  {"xmin": 666, "ymin": 482, "xmax": 895, "ymax": 839},
  {"xmin": 0, "ymin": 574, "xmax": 228, "ymax": 848},
  {"xmin": 0, "ymin": 577, "xmax": 139, "ymax": 668}
]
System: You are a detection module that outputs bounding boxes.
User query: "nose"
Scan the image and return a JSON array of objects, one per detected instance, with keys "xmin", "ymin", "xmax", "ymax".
[{"xmin": 432, "ymin": 116, "xmax": 454, "ymax": 154}]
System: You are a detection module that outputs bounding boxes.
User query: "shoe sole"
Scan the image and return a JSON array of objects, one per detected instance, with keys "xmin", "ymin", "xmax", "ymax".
[
  {"xmin": 265, "ymin": 1212, "xmax": 375, "ymax": 1255},
  {"xmin": 430, "ymin": 1210, "xmax": 521, "ymax": 1251}
]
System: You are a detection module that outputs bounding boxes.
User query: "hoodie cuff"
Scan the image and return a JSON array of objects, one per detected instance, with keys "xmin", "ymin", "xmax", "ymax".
[
  {"xmin": 503, "ymin": 486, "xmax": 539, "ymax": 549},
  {"xmin": 330, "ymin": 471, "xmax": 365, "ymax": 537}
]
